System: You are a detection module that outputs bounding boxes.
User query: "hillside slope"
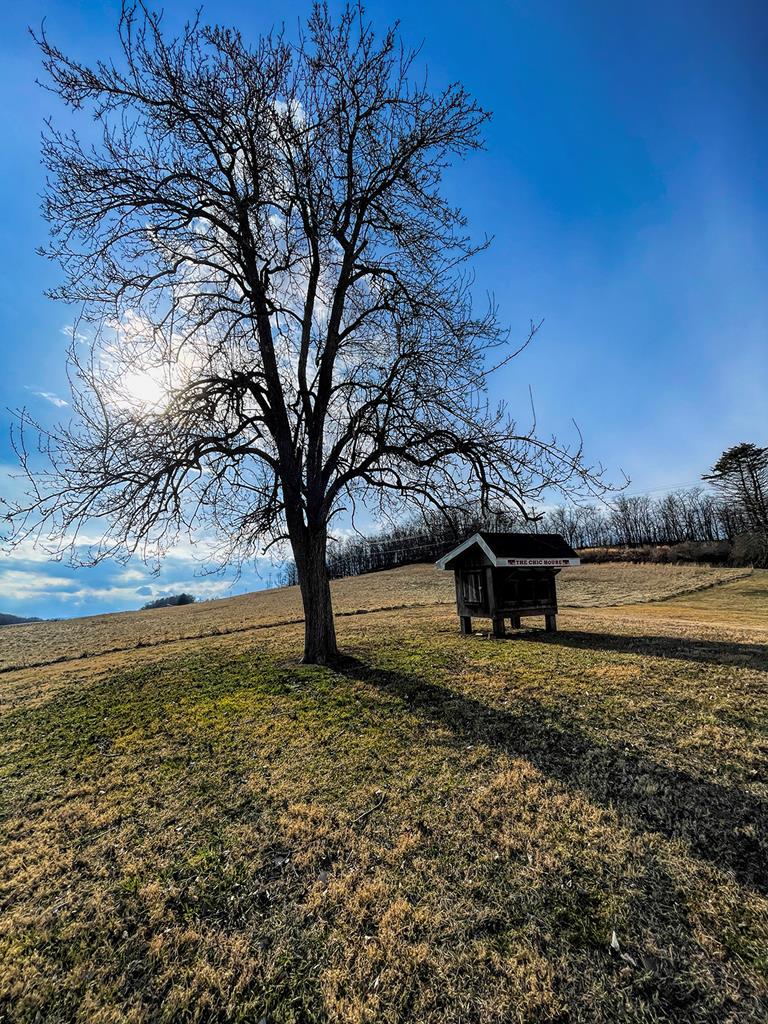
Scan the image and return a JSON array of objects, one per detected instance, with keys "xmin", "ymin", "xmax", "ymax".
[
  {"xmin": 0, "ymin": 562, "xmax": 751, "ymax": 673},
  {"xmin": 0, "ymin": 568, "xmax": 766, "ymax": 1024}
]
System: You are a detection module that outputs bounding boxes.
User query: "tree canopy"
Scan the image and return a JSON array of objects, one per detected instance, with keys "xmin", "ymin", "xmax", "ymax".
[{"xmin": 703, "ymin": 442, "xmax": 768, "ymax": 534}]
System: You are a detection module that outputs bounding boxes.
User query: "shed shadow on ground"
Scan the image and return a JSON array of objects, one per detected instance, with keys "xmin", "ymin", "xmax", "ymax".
[
  {"xmin": 502, "ymin": 627, "xmax": 768, "ymax": 671},
  {"xmin": 334, "ymin": 655, "xmax": 768, "ymax": 895}
]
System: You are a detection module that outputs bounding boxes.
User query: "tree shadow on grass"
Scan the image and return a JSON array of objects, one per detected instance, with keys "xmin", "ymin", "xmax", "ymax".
[
  {"xmin": 521, "ymin": 628, "xmax": 768, "ymax": 672},
  {"xmin": 334, "ymin": 655, "xmax": 768, "ymax": 895}
]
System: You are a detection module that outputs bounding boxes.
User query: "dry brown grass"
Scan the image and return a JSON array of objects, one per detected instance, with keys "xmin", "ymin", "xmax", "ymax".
[
  {"xmin": 1, "ymin": 567, "xmax": 766, "ymax": 1023},
  {"xmin": 607, "ymin": 571, "xmax": 768, "ymax": 629},
  {"xmin": 0, "ymin": 562, "xmax": 750, "ymax": 673},
  {"xmin": 555, "ymin": 562, "xmax": 751, "ymax": 607}
]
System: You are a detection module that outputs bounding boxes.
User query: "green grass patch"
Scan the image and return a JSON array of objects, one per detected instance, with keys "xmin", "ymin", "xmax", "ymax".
[{"xmin": 1, "ymin": 614, "xmax": 767, "ymax": 1022}]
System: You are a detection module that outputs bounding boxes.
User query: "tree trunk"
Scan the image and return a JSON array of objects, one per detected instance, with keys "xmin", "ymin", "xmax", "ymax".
[{"xmin": 291, "ymin": 524, "xmax": 338, "ymax": 664}]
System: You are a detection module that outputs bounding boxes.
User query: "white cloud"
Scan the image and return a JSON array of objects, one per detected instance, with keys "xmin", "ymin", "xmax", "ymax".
[
  {"xmin": 0, "ymin": 564, "xmax": 235, "ymax": 607},
  {"xmin": 0, "ymin": 537, "xmax": 58, "ymax": 564},
  {"xmin": 1, "ymin": 530, "xmax": 113, "ymax": 565},
  {"xmin": 163, "ymin": 534, "xmax": 221, "ymax": 563},
  {"xmin": 29, "ymin": 390, "xmax": 68, "ymax": 408},
  {"xmin": 0, "ymin": 568, "xmax": 81, "ymax": 599},
  {"xmin": 116, "ymin": 568, "xmax": 150, "ymax": 582},
  {"xmin": 60, "ymin": 324, "xmax": 88, "ymax": 343}
]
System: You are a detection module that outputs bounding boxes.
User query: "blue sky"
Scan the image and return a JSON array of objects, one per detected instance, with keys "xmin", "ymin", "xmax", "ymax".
[{"xmin": 1, "ymin": 0, "xmax": 766, "ymax": 619}]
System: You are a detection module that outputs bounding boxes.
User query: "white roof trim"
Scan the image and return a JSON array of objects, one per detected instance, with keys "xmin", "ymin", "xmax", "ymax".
[
  {"xmin": 435, "ymin": 532, "xmax": 499, "ymax": 570},
  {"xmin": 436, "ymin": 534, "xmax": 581, "ymax": 570}
]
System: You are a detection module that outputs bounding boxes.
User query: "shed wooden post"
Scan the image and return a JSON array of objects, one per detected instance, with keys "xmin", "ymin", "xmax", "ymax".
[
  {"xmin": 545, "ymin": 613, "xmax": 557, "ymax": 633},
  {"xmin": 455, "ymin": 574, "xmax": 472, "ymax": 634},
  {"xmin": 486, "ymin": 566, "xmax": 505, "ymax": 637}
]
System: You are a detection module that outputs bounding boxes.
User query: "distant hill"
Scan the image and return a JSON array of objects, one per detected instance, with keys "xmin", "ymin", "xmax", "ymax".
[{"xmin": 0, "ymin": 612, "xmax": 43, "ymax": 626}]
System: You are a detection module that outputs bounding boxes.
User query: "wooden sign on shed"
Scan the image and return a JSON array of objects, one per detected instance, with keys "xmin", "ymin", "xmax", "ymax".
[{"xmin": 436, "ymin": 532, "xmax": 580, "ymax": 637}]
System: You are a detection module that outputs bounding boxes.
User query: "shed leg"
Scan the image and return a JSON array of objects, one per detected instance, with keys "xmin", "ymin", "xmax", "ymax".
[
  {"xmin": 460, "ymin": 616, "xmax": 472, "ymax": 635},
  {"xmin": 545, "ymin": 614, "xmax": 557, "ymax": 633},
  {"xmin": 492, "ymin": 615, "xmax": 506, "ymax": 638},
  {"xmin": 510, "ymin": 615, "xmax": 521, "ymax": 629}
]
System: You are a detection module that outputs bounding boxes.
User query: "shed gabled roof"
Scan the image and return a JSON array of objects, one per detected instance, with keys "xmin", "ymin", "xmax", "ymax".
[{"xmin": 436, "ymin": 531, "xmax": 580, "ymax": 570}]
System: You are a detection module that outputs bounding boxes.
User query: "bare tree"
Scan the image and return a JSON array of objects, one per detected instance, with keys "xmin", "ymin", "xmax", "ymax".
[{"xmin": 4, "ymin": 4, "xmax": 607, "ymax": 663}]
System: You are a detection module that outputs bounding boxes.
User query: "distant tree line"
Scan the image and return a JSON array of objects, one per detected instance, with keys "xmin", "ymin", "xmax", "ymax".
[
  {"xmin": 540, "ymin": 489, "xmax": 740, "ymax": 550},
  {"xmin": 280, "ymin": 443, "xmax": 768, "ymax": 581},
  {"xmin": 141, "ymin": 594, "xmax": 196, "ymax": 610}
]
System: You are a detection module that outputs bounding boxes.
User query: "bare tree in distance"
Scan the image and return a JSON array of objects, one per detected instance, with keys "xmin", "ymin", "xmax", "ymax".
[{"xmin": 3, "ymin": 3, "xmax": 610, "ymax": 663}]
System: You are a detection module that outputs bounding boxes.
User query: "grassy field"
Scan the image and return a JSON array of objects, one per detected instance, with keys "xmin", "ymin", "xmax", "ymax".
[
  {"xmin": 0, "ymin": 562, "xmax": 750, "ymax": 673},
  {"xmin": 607, "ymin": 572, "xmax": 768, "ymax": 630},
  {"xmin": 0, "ymin": 566, "xmax": 766, "ymax": 1022}
]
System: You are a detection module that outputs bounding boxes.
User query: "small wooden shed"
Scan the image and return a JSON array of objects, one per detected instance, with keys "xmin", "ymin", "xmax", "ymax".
[{"xmin": 436, "ymin": 532, "xmax": 580, "ymax": 636}]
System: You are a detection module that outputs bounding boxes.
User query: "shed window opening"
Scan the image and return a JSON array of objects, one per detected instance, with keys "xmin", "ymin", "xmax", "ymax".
[
  {"xmin": 462, "ymin": 571, "xmax": 485, "ymax": 604},
  {"xmin": 498, "ymin": 572, "xmax": 553, "ymax": 607}
]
